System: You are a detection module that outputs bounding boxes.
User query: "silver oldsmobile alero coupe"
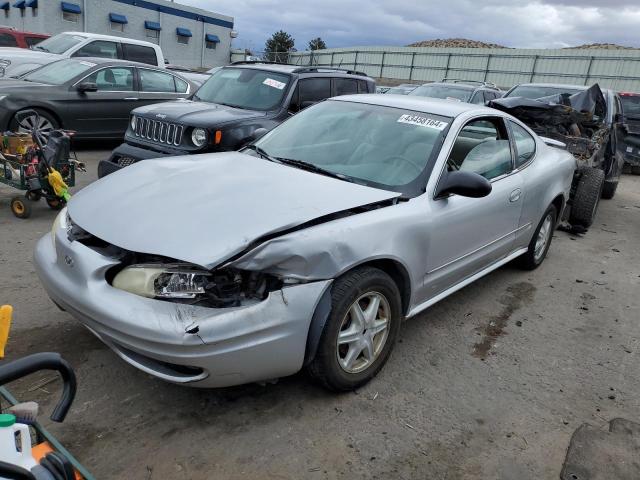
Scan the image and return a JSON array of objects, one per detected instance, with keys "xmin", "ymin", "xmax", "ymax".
[{"xmin": 34, "ymin": 94, "xmax": 575, "ymax": 391}]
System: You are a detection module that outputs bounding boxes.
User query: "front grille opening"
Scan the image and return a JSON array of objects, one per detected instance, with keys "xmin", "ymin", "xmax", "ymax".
[{"xmin": 134, "ymin": 117, "xmax": 183, "ymax": 146}]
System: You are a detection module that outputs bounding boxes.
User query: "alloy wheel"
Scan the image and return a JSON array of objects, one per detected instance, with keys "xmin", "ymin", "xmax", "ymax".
[
  {"xmin": 534, "ymin": 213, "xmax": 553, "ymax": 262},
  {"xmin": 336, "ymin": 292, "xmax": 390, "ymax": 374}
]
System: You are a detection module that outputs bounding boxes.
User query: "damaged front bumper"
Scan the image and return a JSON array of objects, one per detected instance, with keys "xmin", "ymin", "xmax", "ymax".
[{"xmin": 34, "ymin": 228, "xmax": 331, "ymax": 388}]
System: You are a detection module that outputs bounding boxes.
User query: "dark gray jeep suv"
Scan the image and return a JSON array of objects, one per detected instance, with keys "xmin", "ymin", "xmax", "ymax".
[{"xmin": 98, "ymin": 62, "xmax": 375, "ymax": 177}]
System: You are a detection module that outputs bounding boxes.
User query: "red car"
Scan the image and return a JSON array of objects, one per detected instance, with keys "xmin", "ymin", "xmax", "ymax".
[{"xmin": 0, "ymin": 27, "xmax": 49, "ymax": 49}]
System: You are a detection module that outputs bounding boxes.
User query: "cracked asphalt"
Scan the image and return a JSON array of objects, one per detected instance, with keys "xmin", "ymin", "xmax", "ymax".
[{"xmin": 1, "ymin": 147, "xmax": 639, "ymax": 479}]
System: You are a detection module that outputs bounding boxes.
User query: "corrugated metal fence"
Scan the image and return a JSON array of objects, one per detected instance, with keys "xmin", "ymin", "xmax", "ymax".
[{"xmin": 238, "ymin": 47, "xmax": 640, "ymax": 91}]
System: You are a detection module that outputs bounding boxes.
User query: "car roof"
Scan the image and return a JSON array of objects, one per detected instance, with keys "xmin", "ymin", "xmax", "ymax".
[
  {"xmin": 60, "ymin": 31, "xmax": 160, "ymax": 48},
  {"xmin": 513, "ymin": 83, "xmax": 588, "ymax": 91},
  {"xmin": 332, "ymin": 94, "xmax": 493, "ymax": 117},
  {"xmin": 225, "ymin": 62, "xmax": 374, "ymax": 80},
  {"xmin": 425, "ymin": 82, "xmax": 476, "ymax": 91}
]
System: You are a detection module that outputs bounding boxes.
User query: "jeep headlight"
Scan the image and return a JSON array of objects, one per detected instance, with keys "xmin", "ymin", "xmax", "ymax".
[
  {"xmin": 191, "ymin": 128, "xmax": 207, "ymax": 147},
  {"xmin": 113, "ymin": 264, "xmax": 211, "ymax": 299},
  {"xmin": 130, "ymin": 115, "xmax": 137, "ymax": 130}
]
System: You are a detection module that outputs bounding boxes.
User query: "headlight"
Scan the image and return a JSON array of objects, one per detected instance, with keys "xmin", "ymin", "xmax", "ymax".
[
  {"xmin": 130, "ymin": 115, "xmax": 136, "ymax": 130},
  {"xmin": 50, "ymin": 207, "xmax": 68, "ymax": 250},
  {"xmin": 113, "ymin": 264, "xmax": 211, "ymax": 299},
  {"xmin": 191, "ymin": 128, "xmax": 207, "ymax": 147}
]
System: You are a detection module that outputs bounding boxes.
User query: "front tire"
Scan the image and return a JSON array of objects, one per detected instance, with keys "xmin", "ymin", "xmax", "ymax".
[
  {"xmin": 10, "ymin": 109, "xmax": 59, "ymax": 139},
  {"xmin": 518, "ymin": 205, "xmax": 557, "ymax": 270},
  {"xmin": 307, "ymin": 267, "xmax": 402, "ymax": 391}
]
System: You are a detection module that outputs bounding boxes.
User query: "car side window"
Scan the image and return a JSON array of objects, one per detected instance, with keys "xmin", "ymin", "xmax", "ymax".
[
  {"xmin": 0, "ymin": 33, "xmax": 18, "ymax": 48},
  {"xmin": 357, "ymin": 79, "xmax": 369, "ymax": 93},
  {"xmin": 509, "ymin": 121, "xmax": 536, "ymax": 168},
  {"xmin": 139, "ymin": 69, "xmax": 176, "ymax": 92},
  {"xmin": 449, "ymin": 117, "xmax": 513, "ymax": 180},
  {"xmin": 175, "ymin": 77, "xmax": 189, "ymax": 94},
  {"xmin": 298, "ymin": 78, "xmax": 331, "ymax": 110},
  {"xmin": 25, "ymin": 37, "xmax": 44, "ymax": 47},
  {"xmin": 83, "ymin": 67, "xmax": 134, "ymax": 91},
  {"xmin": 122, "ymin": 44, "xmax": 157, "ymax": 66},
  {"xmin": 470, "ymin": 91, "xmax": 485, "ymax": 104},
  {"xmin": 334, "ymin": 78, "xmax": 358, "ymax": 96},
  {"xmin": 72, "ymin": 40, "xmax": 118, "ymax": 59}
]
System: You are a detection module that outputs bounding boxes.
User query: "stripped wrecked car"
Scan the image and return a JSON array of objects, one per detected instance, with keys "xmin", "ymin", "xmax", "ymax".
[
  {"xmin": 492, "ymin": 84, "xmax": 626, "ymax": 230},
  {"xmin": 34, "ymin": 95, "xmax": 575, "ymax": 391}
]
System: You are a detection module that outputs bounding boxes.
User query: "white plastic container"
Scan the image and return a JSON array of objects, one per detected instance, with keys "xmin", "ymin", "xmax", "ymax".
[{"xmin": 0, "ymin": 413, "xmax": 37, "ymax": 477}]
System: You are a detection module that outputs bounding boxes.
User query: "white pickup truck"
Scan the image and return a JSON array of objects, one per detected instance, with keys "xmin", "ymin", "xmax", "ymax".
[{"xmin": 0, "ymin": 31, "xmax": 165, "ymax": 78}]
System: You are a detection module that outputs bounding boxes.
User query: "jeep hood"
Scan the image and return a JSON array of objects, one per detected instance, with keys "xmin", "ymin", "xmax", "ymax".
[
  {"xmin": 133, "ymin": 99, "xmax": 266, "ymax": 127},
  {"xmin": 68, "ymin": 152, "xmax": 400, "ymax": 268}
]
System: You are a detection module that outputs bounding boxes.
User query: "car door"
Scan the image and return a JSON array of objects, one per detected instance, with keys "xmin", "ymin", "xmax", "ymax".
[
  {"xmin": 70, "ymin": 40, "xmax": 119, "ymax": 60},
  {"xmin": 423, "ymin": 116, "xmax": 524, "ymax": 298},
  {"xmin": 65, "ymin": 66, "xmax": 138, "ymax": 137},
  {"xmin": 136, "ymin": 68, "xmax": 191, "ymax": 107},
  {"xmin": 608, "ymin": 93, "xmax": 627, "ymax": 177},
  {"xmin": 289, "ymin": 77, "xmax": 331, "ymax": 112}
]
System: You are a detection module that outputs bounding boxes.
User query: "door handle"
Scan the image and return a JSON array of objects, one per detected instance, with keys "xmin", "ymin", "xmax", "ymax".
[
  {"xmin": 509, "ymin": 189, "xmax": 522, "ymax": 203},
  {"xmin": 124, "ymin": 97, "xmax": 139, "ymax": 101}
]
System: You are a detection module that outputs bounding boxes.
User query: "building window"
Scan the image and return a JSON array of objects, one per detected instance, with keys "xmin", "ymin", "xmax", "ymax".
[
  {"xmin": 146, "ymin": 29, "xmax": 159, "ymax": 39},
  {"xmin": 205, "ymin": 34, "xmax": 219, "ymax": 50},
  {"xmin": 176, "ymin": 27, "xmax": 191, "ymax": 45},
  {"xmin": 62, "ymin": 10, "xmax": 77, "ymax": 21},
  {"xmin": 205, "ymin": 41, "xmax": 216, "ymax": 50},
  {"xmin": 31, "ymin": 7, "xmax": 36, "ymax": 15},
  {"xmin": 109, "ymin": 12, "xmax": 127, "ymax": 32},
  {"xmin": 144, "ymin": 21, "xmax": 161, "ymax": 39}
]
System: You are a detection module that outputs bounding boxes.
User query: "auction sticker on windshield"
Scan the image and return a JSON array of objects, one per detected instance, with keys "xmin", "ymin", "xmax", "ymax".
[
  {"xmin": 397, "ymin": 114, "xmax": 448, "ymax": 130},
  {"xmin": 263, "ymin": 78, "xmax": 286, "ymax": 90}
]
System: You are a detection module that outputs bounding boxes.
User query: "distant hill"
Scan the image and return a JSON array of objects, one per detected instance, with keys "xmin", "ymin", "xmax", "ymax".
[
  {"xmin": 407, "ymin": 38, "xmax": 507, "ymax": 48},
  {"xmin": 564, "ymin": 43, "xmax": 637, "ymax": 50}
]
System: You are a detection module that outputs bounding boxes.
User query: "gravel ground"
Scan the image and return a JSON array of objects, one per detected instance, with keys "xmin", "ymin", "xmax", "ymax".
[{"xmin": 1, "ymin": 148, "xmax": 639, "ymax": 480}]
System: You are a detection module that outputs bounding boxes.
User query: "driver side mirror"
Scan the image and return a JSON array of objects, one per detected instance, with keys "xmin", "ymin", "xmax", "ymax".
[
  {"xmin": 76, "ymin": 82, "xmax": 98, "ymax": 93},
  {"xmin": 435, "ymin": 170, "xmax": 492, "ymax": 199}
]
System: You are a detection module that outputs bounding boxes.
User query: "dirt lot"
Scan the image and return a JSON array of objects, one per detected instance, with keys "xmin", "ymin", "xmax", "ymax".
[{"xmin": 1, "ymin": 148, "xmax": 639, "ymax": 480}]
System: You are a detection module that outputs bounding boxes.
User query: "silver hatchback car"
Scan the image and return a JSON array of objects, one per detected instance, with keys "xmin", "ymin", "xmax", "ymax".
[{"xmin": 35, "ymin": 95, "xmax": 575, "ymax": 391}]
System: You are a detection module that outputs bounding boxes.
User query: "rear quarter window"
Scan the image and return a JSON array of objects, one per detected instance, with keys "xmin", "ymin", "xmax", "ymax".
[{"xmin": 122, "ymin": 44, "xmax": 158, "ymax": 66}]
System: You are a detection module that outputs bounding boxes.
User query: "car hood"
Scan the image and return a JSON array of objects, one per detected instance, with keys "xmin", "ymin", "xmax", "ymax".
[
  {"xmin": 68, "ymin": 152, "xmax": 400, "ymax": 269},
  {"xmin": 0, "ymin": 79, "xmax": 50, "ymax": 90},
  {"xmin": 0, "ymin": 48, "xmax": 58, "ymax": 62},
  {"xmin": 133, "ymin": 99, "xmax": 267, "ymax": 127}
]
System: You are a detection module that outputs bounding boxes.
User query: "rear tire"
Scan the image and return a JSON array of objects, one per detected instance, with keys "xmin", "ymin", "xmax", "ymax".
[
  {"xmin": 601, "ymin": 180, "xmax": 618, "ymax": 199},
  {"xmin": 46, "ymin": 197, "xmax": 64, "ymax": 210},
  {"xmin": 569, "ymin": 167, "xmax": 605, "ymax": 229},
  {"xmin": 10, "ymin": 196, "xmax": 31, "ymax": 219},
  {"xmin": 517, "ymin": 205, "xmax": 557, "ymax": 270},
  {"xmin": 307, "ymin": 267, "xmax": 402, "ymax": 391}
]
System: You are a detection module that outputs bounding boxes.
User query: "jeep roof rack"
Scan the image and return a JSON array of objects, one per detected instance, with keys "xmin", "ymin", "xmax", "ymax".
[
  {"xmin": 291, "ymin": 66, "xmax": 368, "ymax": 76},
  {"xmin": 440, "ymin": 78, "xmax": 499, "ymax": 89}
]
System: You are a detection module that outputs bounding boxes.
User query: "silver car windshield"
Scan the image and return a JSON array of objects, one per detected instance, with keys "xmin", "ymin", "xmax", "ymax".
[
  {"xmin": 194, "ymin": 67, "xmax": 290, "ymax": 111},
  {"xmin": 253, "ymin": 100, "xmax": 451, "ymax": 196},
  {"xmin": 410, "ymin": 84, "xmax": 472, "ymax": 102},
  {"xmin": 32, "ymin": 33, "xmax": 86, "ymax": 55},
  {"xmin": 23, "ymin": 59, "xmax": 93, "ymax": 85}
]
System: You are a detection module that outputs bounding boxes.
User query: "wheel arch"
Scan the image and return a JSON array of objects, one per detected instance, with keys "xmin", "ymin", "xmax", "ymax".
[
  {"xmin": 303, "ymin": 257, "xmax": 412, "ymax": 365},
  {"xmin": 550, "ymin": 193, "xmax": 565, "ymax": 225},
  {"xmin": 11, "ymin": 106, "xmax": 63, "ymax": 129}
]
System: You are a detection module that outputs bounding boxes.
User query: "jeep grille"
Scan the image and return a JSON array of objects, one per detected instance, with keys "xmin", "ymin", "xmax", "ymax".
[{"xmin": 134, "ymin": 117, "xmax": 184, "ymax": 146}]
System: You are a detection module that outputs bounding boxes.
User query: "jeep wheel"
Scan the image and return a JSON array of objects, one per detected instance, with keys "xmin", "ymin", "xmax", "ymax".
[
  {"xmin": 601, "ymin": 180, "xmax": 618, "ymax": 200},
  {"xmin": 570, "ymin": 167, "xmax": 605, "ymax": 229},
  {"xmin": 307, "ymin": 267, "xmax": 402, "ymax": 391}
]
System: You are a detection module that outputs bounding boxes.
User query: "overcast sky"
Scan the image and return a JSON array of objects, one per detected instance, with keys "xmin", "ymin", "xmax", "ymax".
[{"xmin": 183, "ymin": 0, "xmax": 640, "ymax": 52}]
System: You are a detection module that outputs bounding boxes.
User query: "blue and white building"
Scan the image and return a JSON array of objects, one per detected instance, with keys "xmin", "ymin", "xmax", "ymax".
[{"xmin": 1, "ymin": 0, "xmax": 234, "ymax": 68}]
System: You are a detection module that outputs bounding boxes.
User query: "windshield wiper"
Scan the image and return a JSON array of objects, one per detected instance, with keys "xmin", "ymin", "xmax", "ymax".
[
  {"xmin": 274, "ymin": 157, "xmax": 352, "ymax": 182},
  {"xmin": 34, "ymin": 45, "xmax": 49, "ymax": 52},
  {"xmin": 244, "ymin": 144, "xmax": 280, "ymax": 163}
]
